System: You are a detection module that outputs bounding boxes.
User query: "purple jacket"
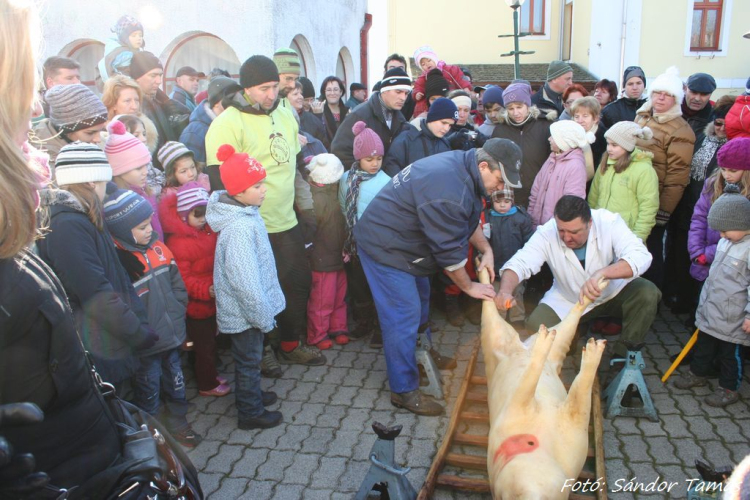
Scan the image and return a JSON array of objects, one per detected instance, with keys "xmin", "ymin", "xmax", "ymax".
[
  {"xmin": 528, "ymin": 148, "xmax": 587, "ymax": 227},
  {"xmin": 687, "ymin": 178, "xmax": 720, "ymax": 281}
]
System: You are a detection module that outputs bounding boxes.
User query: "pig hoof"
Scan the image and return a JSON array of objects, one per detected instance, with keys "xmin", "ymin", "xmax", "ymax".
[
  {"xmin": 532, "ymin": 326, "xmax": 556, "ymax": 357},
  {"xmin": 582, "ymin": 338, "xmax": 606, "ymax": 366}
]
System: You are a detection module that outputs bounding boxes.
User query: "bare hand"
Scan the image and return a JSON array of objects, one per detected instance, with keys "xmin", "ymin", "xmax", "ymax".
[
  {"xmin": 298, "ymin": 134, "xmax": 308, "ymax": 146},
  {"xmin": 311, "ymin": 100, "xmax": 325, "ymax": 114},
  {"xmin": 743, "ymin": 318, "xmax": 750, "ymax": 334},
  {"xmin": 476, "ymin": 250, "xmax": 496, "ymax": 283},
  {"xmin": 415, "ymin": 92, "xmax": 424, "ymax": 101},
  {"xmin": 465, "ymin": 282, "xmax": 496, "ymax": 301},
  {"xmin": 209, "ymin": 285, "xmax": 215, "ymax": 298},
  {"xmin": 579, "ymin": 272, "xmax": 604, "ymax": 304},
  {"xmin": 494, "ymin": 291, "xmax": 516, "ymax": 311}
]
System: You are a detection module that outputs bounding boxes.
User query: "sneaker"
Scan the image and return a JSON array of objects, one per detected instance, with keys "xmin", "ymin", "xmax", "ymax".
[
  {"xmin": 429, "ymin": 348, "xmax": 457, "ymax": 370},
  {"xmin": 390, "ymin": 390, "xmax": 444, "ymax": 416},
  {"xmin": 261, "ymin": 345, "xmax": 283, "ymax": 378},
  {"xmin": 217, "ymin": 376, "xmax": 228, "ymax": 385},
  {"xmin": 369, "ymin": 330, "xmax": 383, "ymax": 348},
  {"xmin": 172, "ymin": 427, "xmax": 203, "ymax": 448},
  {"xmin": 314, "ymin": 339, "xmax": 333, "ymax": 350},
  {"xmin": 261, "ymin": 390, "xmax": 278, "ymax": 406},
  {"xmin": 332, "ymin": 333, "xmax": 350, "ymax": 345},
  {"xmin": 277, "ymin": 344, "xmax": 327, "ymax": 366},
  {"xmin": 445, "ymin": 294, "xmax": 464, "ymax": 327},
  {"xmin": 199, "ymin": 383, "xmax": 231, "ymax": 397},
  {"xmin": 600, "ymin": 322, "xmax": 622, "ymax": 336},
  {"xmin": 674, "ymin": 370, "xmax": 708, "ymax": 390},
  {"xmin": 238, "ymin": 410, "xmax": 283, "ymax": 430},
  {"xmin": 705, "ymin": 387, "xmax": 739, "ymax": 408}
]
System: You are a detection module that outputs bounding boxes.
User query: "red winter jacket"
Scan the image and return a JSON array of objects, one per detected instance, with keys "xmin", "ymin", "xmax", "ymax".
[
  {"xmin": 412, "ymin": 62, "xmax": 473, "ymax": 118},
  {"xmin": 726, "ymin": 95, "xmax": 750, "ymax": 140},
  {"xmin": 159, "ymin": 191, "xmax": 217, "ymax": 319}
]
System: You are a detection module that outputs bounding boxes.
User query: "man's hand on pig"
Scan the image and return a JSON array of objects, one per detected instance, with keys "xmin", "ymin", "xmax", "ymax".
[{"xmin": 579, "ymin": 270, "xmax": 605, "ymax": 304}]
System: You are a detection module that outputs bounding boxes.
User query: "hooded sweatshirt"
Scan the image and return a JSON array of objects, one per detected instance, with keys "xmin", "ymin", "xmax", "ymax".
[{"xmin": 205, "ymin": 191, "xmax": 285, "ymax": 333}]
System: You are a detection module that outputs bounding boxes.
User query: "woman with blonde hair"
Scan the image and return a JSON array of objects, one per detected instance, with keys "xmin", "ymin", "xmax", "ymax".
[{"xmin": 102, "ymin": 73, "xmax": 159, "ymax": 153}]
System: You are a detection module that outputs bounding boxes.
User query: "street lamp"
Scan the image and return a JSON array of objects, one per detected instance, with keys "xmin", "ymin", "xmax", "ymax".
[{"xmin": 499, "ymin": 0, "xmax": 535, "ymax": 80}]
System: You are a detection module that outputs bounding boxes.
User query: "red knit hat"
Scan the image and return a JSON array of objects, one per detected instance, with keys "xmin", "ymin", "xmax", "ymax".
[{"xmin": 217, "ymin": 144, "xmax": 266, "ymax": 196}]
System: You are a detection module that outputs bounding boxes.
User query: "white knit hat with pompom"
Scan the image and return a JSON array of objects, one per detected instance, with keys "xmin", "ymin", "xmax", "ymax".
[
  {"xmin": 649, "ymin": 66, "xmax": 685, "ymax": 104},
  {"xmin": 550, "ymin": 120, "xmax": 596, "ymax": 152},
  {"xmin": 307, "ymin": 153, "xmax": 344, "ymax": 185}
]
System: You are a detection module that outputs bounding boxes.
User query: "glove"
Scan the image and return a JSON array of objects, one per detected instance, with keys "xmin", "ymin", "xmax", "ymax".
[
  {"xmin": 655, "ymin": 209, "xmax": 671, "ymax": 227},
  {"xmin": 448, "ymin": 129, "xmax": 470, "ymax": 151},
  {"xmin": 695, "ymin": 254, "xmax": 708, "ymax": 266},
  {"xmin": 297, "ymin": 209, "xmax": 317, "ymax": 253},
  {"xmin": 0, "ymin": 403, "xmax": 50, "ymax": 498},
  {"xmin": 135, "ymin": 327, "xmax": 159, "ymax": 351}
]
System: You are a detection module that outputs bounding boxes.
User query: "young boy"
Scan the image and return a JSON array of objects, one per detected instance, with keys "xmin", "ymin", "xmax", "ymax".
[
  {"xmin": 103, "ymin": 185, "xmax": 201, "ymax": 447},
  {"xmin": 205, "ymin": 144, "xmax": 286, "ymax": 429},
  {"xmin": 675, "ymin": 185, "xmax": 750, "ymax": 407},
  {"xmin": 477, "ymin": 86, "xmax": 505, "ymax": 138},
  {"xmin": 483, "ymin": 187, "xmax": 535, "ymax": 325}
]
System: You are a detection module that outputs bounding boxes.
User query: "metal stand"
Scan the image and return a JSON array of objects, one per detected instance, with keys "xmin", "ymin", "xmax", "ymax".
[
  {"xmin": 603, "ymin": 344, "xmax": 658, "ymax": 422},
  {"xmin": 355, "ymin": 423, "xmax": 417, "ymax": 500},
  {"xmin": 416, "ymin": 332, "xmax": 443, "ymax": 399}
]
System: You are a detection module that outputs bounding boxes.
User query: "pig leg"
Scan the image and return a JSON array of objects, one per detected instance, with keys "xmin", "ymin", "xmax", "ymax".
[
  {"xmin": 508, "ymin": 325, "xmax": 556, "ymax": 410},
  {"xmin": 562, "ymin": 338, "xmax": 607, "ymax": 427}
]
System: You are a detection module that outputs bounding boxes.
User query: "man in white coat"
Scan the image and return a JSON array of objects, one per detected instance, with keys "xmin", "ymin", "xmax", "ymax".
[{"xmin": 496, "ymin": 195, "xmax": 661, "ymax": 358}]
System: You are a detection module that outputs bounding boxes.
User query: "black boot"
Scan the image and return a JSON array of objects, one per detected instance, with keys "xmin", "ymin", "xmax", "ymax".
[
  {"xmin": 238, "ymin": 410, "xmax": 283, "ymax": 430},
  {"xmin": 349, "ymin": 302, "xmax": 375, "ymax": 340},
  {"xmin": 444, "ymin": 294, "xmax": 464, "ymax": 327}
]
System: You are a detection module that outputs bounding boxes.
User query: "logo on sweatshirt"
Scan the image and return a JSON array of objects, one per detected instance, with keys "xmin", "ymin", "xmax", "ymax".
[{"xmin": 268, "ymin": 132, "xmax": 290, "ymax": 165}]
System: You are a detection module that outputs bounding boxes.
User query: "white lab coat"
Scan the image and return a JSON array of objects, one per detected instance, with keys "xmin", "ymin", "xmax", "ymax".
[{"xmin": 501, "ymin": 209, "xmax": 652, "ymax": 318}]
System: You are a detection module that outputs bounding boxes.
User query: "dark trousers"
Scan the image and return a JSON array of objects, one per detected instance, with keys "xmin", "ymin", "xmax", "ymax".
[
  {"xmin": 186, "ymin": 316, "xmax": 219, "ymax": 392},
  {"xmin": 134, "ymin": 348, "xmax": 189, "ymax": 432},
  {"xmin": 345, "ymin": 255, "xmax": 373, "ymax": 306},
  {"xmin": 644, "ymin": 225, "xmax": 666, "ymax": 291},
  {"xmin": 230, "ymin": 328, "xmax": 265, "ymax": 419},
  {"xmin": 664, "ymin": 222, "xmax": 698, "ymax": 305},
  {"xmin": 526, "ymin": 278, "xmax": 661, "ymax": 357},
  {"xmin": 691, "ymin": 331, "xmax": 744, "ymax": 391},
  {"xmin": 268, "ymin": 225, "xmax": 312, "ymax": 343}
]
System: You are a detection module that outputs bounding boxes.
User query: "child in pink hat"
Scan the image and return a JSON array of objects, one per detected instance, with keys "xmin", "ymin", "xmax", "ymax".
[{"xmin": 411, "ymin": 45, "xmax": 473, "ymax": 119}]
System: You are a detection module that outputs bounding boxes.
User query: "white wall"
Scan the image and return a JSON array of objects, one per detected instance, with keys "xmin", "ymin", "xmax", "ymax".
[
  {"xmin": 587, "ymin": 0, "xmax": 642, "ymax": 85},
  {"xmin": 367, "ymin": 0, "xmax": 389, "ymax": 89},
  {"xmin": 39, "ymin": 0, "xmax": 367, "ymax": 92}
]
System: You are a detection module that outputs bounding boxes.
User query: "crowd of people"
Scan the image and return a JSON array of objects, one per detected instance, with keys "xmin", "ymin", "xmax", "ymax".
[{"xmin": 3, "ymin": 4, "xmax": 750, "ymax": 496}]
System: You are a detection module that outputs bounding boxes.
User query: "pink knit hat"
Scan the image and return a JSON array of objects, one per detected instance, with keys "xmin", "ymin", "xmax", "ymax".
[
  {"xmin": 176, "ymin": 181, "xmax": 210, "ymax": 221},
  {"xmin": 105, "ymin": 120, "xmax": 152, "ymax": 177},
  {"xmin": 352, "ymin": 121, "xmax": 384, "ymax": 160}
]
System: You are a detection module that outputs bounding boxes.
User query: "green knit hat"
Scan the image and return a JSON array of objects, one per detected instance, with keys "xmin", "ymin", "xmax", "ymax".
[
  {"xmin": 273, "ymin": 48, "xmax": 301, "ymax": 75},
  {"xmin": 547, "ymin": 60, "xmax": 573, "ymax": 81}
]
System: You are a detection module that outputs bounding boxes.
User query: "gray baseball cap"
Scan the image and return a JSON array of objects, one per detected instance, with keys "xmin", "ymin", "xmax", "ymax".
[{"xmin": 481, "ymin": 138, "xmax": 523, "ymax": 188}]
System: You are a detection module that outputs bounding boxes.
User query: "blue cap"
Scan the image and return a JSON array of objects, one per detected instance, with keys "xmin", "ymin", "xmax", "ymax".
[
  {"xmin": 482, "ymin": 86, "xmax": 505, "ymax": 107},
  {"xmin": 427, "ymin": 97, "xmax": 459, "ymax": 123}
]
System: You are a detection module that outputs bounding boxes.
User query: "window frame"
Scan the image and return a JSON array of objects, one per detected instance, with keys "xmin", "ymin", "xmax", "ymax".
[
  {"xmin": 690, "ymin": 0, "xmax": 724, "ymax": 51},
  {"xmin": 519, "ymin": 0, "xmax": 547, "ymax": 36}
]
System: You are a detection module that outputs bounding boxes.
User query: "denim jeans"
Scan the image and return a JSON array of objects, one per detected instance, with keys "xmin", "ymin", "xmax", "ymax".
[
  {"xmin": 230, "ymin": 328, "xmax": 265, "ymax": 419},
  {"xmin": 359, "ymin": 248, "xmax": 431, "ymax": 394},
  {"xmin": 134, "ymin": 348, "xmax": 189, "ymax": 432}
]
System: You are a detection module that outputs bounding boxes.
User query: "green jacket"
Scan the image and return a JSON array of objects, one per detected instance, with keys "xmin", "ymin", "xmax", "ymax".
[
  {"xmin": 588, "ymin": 148, "xmax": 659, "ymax": 241},
  {"xmin": 205, "ymin": 92, "xmax": 301, "ymax": 233}
]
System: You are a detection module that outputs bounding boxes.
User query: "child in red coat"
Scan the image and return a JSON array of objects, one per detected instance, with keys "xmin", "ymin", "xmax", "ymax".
[
  {"xmin": 412, "ymin": 45, "xmax": 473, "ymax": 118},
  {"xmin": 159, "ymin": 181, "xmax": 229, "ymax": 397}
]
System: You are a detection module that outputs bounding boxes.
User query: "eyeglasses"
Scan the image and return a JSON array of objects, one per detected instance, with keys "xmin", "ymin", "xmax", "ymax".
[
  {"xmin": 651, "ymin": 91, "xmax": 673, "ymax": 99},
  {"xmin": 714, "ymin": 120, "xmax": 726, "ymax": 128}
]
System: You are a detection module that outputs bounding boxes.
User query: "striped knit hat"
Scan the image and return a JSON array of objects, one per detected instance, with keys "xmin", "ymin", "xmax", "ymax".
[
  {"xmin": 55, "ymin": 141, "xmax": 113, "ymax": 186},
  {"xmin": 105, "ymin": 120, "xmax": 152, "ymax": 177},
  {"xmin": 103, "ymin": 184, "xmax": 154, "ymax": 244},
  {"xmin": 273, "ymin": 48, "xmax": 301, "ymax": 75},
  {"xmin": 157, "ymin": 141, "xmax": 194, "ymax": 174},
  {"xmin": 176, "ymin": 181, "xmax": 210, "ymax": 221},
  {"xmin": 46, "ymin": 84, "xmax": 108, "ymax": 134}
]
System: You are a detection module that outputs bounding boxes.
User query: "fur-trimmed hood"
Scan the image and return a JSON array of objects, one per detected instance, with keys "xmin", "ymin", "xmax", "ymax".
[
  {"xmin": 497, "ymin": 105, "xmax": 557, "ymax": 125},
  {"xmin": 38, "ymin": 187, "xmax": 86, "ymax": 213}
]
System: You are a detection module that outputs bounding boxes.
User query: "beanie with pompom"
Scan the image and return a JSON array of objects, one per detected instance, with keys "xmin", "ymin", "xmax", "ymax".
[
  {"xmin": 550, "ymin": 120, "xmax": 595, "ymax": 153},
  {"xmin": 307, "ymin": 153, "xmax": 344, "ymax": 185},
  {"xmin": 352, "ymin": 121, "xmax": 384, "ymax": 161},
  {"xmin": 649, "ymin": 66, "xmax": 685, "ymax": 106},
  {"xmin": 708, "ymin": 183, "xmax": 750, "ymax": 232},
  {"xmin": 216, "ymin": 144, "xmax": 266, "ymax": 196},
  {"xmin": 604, "ymin": 121, "xmax": 653, "ymax": 152},
  {"xmin": 105, "ymin": 119, "xmax": 152, "ymax": 177}
]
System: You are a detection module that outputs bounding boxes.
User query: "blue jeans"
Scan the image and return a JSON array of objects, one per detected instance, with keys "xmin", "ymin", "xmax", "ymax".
[
  {"xmin": 359, "ymin": 248, "xmax": 431, "ymax": 394},
  {"xmin": 134, "ymin": 348, "xmax": 188, "ymax": 432},
  {"xmin": 230, "ymin": 328, "xmax": 265, "ymax": 419}
]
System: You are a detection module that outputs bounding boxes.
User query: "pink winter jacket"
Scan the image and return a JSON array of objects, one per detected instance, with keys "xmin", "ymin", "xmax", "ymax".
[
  {"xmin": 528, "ymin": 148, "xmax": 587, "ymax": 227},
  {"xmin": 412, "ymin": 62, "xmax": 472, "ymax": 118}
]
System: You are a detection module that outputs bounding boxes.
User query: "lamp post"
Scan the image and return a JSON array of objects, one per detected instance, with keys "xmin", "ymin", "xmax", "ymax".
[{"xmin": 498, "ymin": 0, "xmax": 535, "ymax": 80}]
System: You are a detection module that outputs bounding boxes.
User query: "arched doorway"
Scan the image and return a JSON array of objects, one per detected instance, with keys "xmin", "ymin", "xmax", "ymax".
[
  {"xmin": 290, "ymin": 34, "xmax": 316, "ymax": 84},
  {"xmin": 336, "ymin": 46, "xmax": 356, "ymax": 90},
  {"xmin": 160, "ymin": 31, "xmax": 241, "ymax": 95},
  {"xmin": 58, "ymin": 39, "xmax": 104, "ymax": 92}
]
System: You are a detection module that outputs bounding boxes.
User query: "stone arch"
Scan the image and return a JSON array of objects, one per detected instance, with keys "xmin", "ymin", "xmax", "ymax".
[
  {"xmin": 336, "ymin": 46, "xmax": 356, "ymax": 91},
  {"xmin": 58, "ymin": 38, "xmax": 104, "ymax": 90},
  {"xmin": 290, "ymin": 34, "xmax": 316, "ymax": 84},
  {"xmin": 159, "ymin": 31, "xmax": 241, "ymax": 94}
]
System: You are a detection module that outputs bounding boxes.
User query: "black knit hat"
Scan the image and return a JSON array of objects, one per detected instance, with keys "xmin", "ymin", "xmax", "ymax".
[
  {"xmin": 424, "ymin": 69, "xmax": 449, "ymax": 100},
  {"xmin": 130, "ymin": 52, "xmax": 162, "ymax": 81},
  {"xmin": 240, "ymin": 55, "xmax": 279, "ymax": 89},
  {"xmin": 299, "ymin": 76, "xmax": 316, "ymax": 98}
]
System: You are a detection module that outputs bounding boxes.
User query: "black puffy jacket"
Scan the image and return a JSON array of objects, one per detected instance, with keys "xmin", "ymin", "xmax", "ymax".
[
  {"xmin": 383, "ymin": 120, "xmax": 451, "ymax": 176},
  {"xmin": 600, "ymin": 97, "xmax": 647, "ymax": 129}
]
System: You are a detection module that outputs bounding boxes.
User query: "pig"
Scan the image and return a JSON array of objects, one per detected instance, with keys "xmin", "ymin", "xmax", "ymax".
[{"xmin": 480, "ymin": 269, "xmax": 608, "ymax": 499}]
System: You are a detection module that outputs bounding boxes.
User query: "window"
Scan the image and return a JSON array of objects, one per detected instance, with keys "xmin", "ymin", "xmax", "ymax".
[
  {"xmin": 690, "ymin": 0, "xmax": 723, "ymax": 51},
  {"xmin": 520, "ymin": 0, "xmax": 545, "ymax": 35}
]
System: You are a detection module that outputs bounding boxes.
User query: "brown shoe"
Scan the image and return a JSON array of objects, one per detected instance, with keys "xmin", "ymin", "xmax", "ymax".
[
  {"xmin": 429, "ymin": 348, "xmax": 457, "ymax": 370},
  {"xmin": 390, "ymin": 390, "xmax": 444, "ymax": 416}
]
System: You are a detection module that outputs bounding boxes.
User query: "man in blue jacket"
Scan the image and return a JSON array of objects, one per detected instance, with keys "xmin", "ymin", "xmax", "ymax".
[{"xmin": 355, "ymin": 139, "xmax": 523, "ymax": 415}]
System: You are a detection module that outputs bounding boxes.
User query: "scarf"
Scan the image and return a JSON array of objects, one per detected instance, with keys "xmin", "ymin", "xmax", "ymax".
[
  {"xmin": 343, "ymin": 161, "xmax": 376, "ymax": 256},
  {"xmin": 691, "ymin": 135, "xmax": 726, "ymax": 182}
]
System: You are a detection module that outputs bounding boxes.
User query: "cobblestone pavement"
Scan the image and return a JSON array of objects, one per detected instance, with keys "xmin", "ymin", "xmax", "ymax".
[{"xmin": 184, "ymin": 306, "xmax": 750, "ymax": 499}]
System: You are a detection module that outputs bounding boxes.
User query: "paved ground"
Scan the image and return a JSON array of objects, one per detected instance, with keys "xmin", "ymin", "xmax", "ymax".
[{"xmin": 183, "ymin": 306, "xmax": 750, "ymax": 499}]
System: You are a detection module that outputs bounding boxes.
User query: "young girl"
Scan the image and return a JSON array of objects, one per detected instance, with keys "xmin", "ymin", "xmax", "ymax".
[
  {"xmin": 111, "ymin": 113, "xmax": 164, "ymax": 192},
  {"xmin": 158, "ymin": 141, "xmax": 211, "ymax": 197},
  {"xmin": 339, "ymin": 121, "xmax": 390, "ymax": 345},
  {"xmin": 306, "ymin": 153, "xmax": 350, "ymax": 348},
  {"xmin": 689, "ymin": 139, "xmax": 750, "ymax": 283},
  {"xmin": 411, "ymin": 45, "xmax": 472, "ymax": 118},
  {"xmin": 37, "ymin": 142, "xmax": 156, "ymax": 387},
  {"xmin": 159, "ymin": 181, "xmax": 229, "ymax": 397},
  {"xmin": 528, "ymin": 120, "xmax": 592, "ymax": 227},
  {"xmin": 103, "ymin": 185, "xmax": 201, "ymax": 446},
  {"xmin": 588, "ymin": 121, "xmax": 659, "ymax": 241},
  {"xmin": 675, "ymin": 183, "xmax": 750, "ymax": 408},
  {"xmin": 105, "ymin": 119, "xmax": 164, "ymax": 239}
]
